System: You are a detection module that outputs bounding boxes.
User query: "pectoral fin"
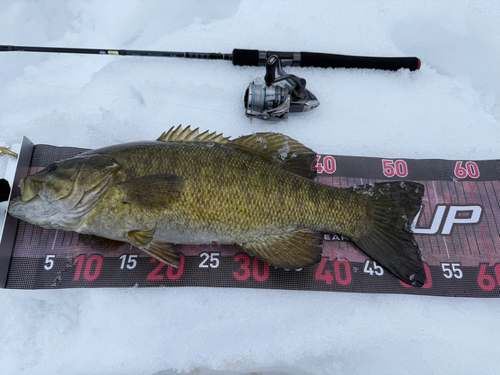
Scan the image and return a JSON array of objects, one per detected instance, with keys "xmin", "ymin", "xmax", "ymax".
[
  {"xmin": 240, "ymin": 229, "xmax": 323, "ymax": 269},
  {"xmin": 118, "ymin": 174, "xmax": 183, "ymax": 209}
]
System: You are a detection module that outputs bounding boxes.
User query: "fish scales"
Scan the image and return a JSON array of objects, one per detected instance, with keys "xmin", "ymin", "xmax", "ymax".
[{"xmin": 83, "ymin": 141, "xmax": 360, "ymax": 244}]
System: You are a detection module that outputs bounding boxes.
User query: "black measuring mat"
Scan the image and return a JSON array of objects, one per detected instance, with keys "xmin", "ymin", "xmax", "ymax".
[{"xmin": 3, "ymin": 144, "xmax": 500, "ymax": 297}]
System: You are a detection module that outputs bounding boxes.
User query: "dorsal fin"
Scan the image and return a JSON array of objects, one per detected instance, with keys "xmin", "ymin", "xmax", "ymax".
[
  {"xmin": 157, "ymin": 125, "xmax": 230, "ymax": 144},
  {"xmin": 157, "ymin": 126, "xmax": 317, "ymax": 179},
  {"xmin": 230, "ymin": 133, "xmax": 318, "ymax": 179}
]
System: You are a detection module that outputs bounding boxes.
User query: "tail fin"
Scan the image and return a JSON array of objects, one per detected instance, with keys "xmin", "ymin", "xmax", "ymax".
[{"xmin": 352, "ymin": 182, "xmax": 426, "ymax": 287}]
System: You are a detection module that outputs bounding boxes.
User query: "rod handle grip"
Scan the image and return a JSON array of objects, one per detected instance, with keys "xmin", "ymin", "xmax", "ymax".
[
  {"xmin": 232, "ymin": 49, "xmax": 421, "ymax": 71},
  {"xmin": 300, "ymin": 52, "xmax": 420, "ymax": 71}
]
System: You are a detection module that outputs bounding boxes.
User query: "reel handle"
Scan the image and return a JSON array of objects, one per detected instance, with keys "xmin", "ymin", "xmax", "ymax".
[
  {"xmin": 232, "ymin": 49, "xmax": 421, "ymax": 71},
  {"xmin": 264, "ymin": 55, "xmax": 279, "ymax": 85}
]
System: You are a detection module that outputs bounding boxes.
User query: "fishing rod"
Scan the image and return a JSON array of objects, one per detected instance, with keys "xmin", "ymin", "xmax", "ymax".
[
  {"xmin": 1, "ymin": 44, "xmax": 421, "ymax": 121},
  {"xmin": 0, "ymin": 44, "xmax": 421, "ymax": 71}
]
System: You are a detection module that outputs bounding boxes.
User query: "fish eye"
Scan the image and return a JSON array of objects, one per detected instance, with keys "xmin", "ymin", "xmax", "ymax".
[{"xmin": 46, "ymin": 163, "xmax": 58, "ymax": 173}]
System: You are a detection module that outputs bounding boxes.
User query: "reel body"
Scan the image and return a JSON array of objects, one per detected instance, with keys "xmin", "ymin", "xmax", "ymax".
[{"xmin": 244, "ymin": 55, "xmax": 319, "ymax": 121}]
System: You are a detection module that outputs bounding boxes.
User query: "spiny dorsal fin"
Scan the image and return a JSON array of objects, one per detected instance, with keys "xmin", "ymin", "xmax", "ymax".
[
  {"xmin": 158, "ymin": 126, "xmax": 317, "ymax": 179},
  {"xmin": 240, "ymin": 229, "xmax": 323, "ymax": 269},
  {"xmin": 230, "ymin": 133, "xmax": 318, "ymax": 179},
  {"xmin": 157, "ymin": 125, "xmax": 230, "ymax": 144}
]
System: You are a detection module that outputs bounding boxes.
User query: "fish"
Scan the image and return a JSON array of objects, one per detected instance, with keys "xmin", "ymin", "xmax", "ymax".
[{"xmin": 8, "ymin": 125, "xmax": 426, "ymax": 286}]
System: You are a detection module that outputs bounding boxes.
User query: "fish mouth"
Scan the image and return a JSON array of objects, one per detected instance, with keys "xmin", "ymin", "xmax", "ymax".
[
  {"xmin": 8, "ymin": 197, "xmax": 24, "ymax": 211},
  {"xmin": 8, "ymin": 195, "xmax": 67, "ymax": 229},
  {"xmin": 9, "ymin": 195, "xmax": 46, "ymax": 221}
]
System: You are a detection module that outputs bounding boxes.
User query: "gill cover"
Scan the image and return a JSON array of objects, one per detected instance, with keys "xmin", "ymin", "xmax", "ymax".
[
  {"xmin": 10, "ymin": 153, "xmax": 119, "ymax": 229},
  {"xmin": 27, "ymin": 154, "xmax": 118, "ymax": 203}
]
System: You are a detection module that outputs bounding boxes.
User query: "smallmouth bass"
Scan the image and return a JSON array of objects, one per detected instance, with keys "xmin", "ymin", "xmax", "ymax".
[{"xmin": 8, "ymin": 126, "xmax": 426, "ymax": 286}]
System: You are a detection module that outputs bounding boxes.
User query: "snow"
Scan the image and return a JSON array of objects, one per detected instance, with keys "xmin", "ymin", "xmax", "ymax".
[{"xmin": 1, "ymin": 0, "xmax": 500, "ymax": 374}]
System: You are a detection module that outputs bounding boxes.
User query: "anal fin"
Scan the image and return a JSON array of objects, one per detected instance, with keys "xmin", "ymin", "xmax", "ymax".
[{"xmin": 240, "ymin": 229, "xmax": 323, "ymax": 269}]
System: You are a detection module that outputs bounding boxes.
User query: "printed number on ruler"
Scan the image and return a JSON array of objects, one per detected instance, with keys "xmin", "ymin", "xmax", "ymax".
[
  {"xmin": 44, "ymin": 255, "xmax": 56, "ymax": 270},
  {"xmin": 313, "ymin": 156, "xmax": 336, "ymax": 174},
  {"xmin": 73, "ymin": 255, "xmax": 103, "ymax": 281},
  {"xmin": 364, "ymin": 260, "xmax": 384, "ymax": 276},
  {"xmin": 120, "ymin": 254, "xmax": 138, "ymax": 270},
  {"xmin": 147, "ymin": 255, "xmax": 185, "ymax": 281},
  {"xmin": 233, "ymin": 254, "xmax": 269, "ymax": 281},
  {"xmin": 382, "ymin": 159, "xmax": 408, "ymax": 178},
  {"xmin": 441, "ymin": 263, "xmax": 463, "ymax": 279},
  {"xmin": 199, "ymin": 252, "xmax": 220, "ymax": 268},
  {"xmin": 477, "ymin": 264, "xmax": 500, "ymax": 291},
  {"xmin": 454, "ymin": 161, "xmax": 480, "ymax": 179},
  {"xmin": 315, "ymin": 258, "xmax": 352, "ymax": 286}
]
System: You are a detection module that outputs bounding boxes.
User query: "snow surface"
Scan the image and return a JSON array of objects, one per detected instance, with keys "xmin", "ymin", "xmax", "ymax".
[{"xmin": 1, "ymin": 1, "xmax": 500, "ymax": 374}]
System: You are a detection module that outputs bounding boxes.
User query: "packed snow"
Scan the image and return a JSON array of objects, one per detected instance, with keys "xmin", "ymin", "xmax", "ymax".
[{"xmin": 1, "ymin": 1, "xmax": 500, "ymax": 374}]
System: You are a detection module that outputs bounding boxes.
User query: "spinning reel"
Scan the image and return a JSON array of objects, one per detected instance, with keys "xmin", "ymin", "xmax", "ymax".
[{"xmin": 244, "ymin": 55, "xmax": 319, "ymax": 121}]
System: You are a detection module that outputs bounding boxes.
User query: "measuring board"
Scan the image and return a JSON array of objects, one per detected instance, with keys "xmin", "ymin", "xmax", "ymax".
[{"xmin": 1, "ymin": 140, "xmax": 499, "ymax": 297}]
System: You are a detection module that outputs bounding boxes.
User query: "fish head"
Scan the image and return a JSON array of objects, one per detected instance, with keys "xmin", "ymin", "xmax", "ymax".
[{"xmin": 8, "ymin": 153, "xmax": 120, "ymax": 230}]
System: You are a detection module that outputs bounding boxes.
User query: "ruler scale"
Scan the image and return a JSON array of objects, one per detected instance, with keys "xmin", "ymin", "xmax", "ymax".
[{"xmin": 1, "ymin": 142, "xmax": 499, "ymax": 297}]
